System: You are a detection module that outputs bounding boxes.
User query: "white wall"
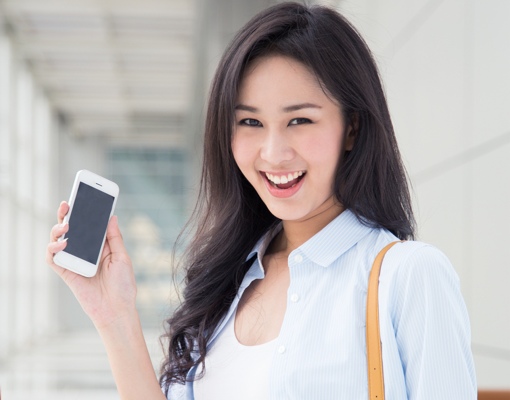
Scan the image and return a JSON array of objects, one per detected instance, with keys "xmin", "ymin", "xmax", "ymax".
[{"xmin": 334, "ymin": 0, "xmax": 510, "ymax": 389}]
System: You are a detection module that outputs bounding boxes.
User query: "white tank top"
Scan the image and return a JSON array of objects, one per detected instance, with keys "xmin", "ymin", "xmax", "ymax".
[{"xmin": 193, "ymin": 310, "xmax": 277, "ymax": 400}]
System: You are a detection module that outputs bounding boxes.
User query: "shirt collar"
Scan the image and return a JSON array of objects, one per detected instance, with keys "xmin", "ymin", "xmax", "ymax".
[
  {"xmin": 297, "ymin": 209, "xmax": 374, "ymax": 267},
  {"xmin": 244, "ymin": 222, "xmax": 283, "ymax": 281},
  {"xmin": 246, "ymin": 209, "xmax": 374, "ymax": 269}
]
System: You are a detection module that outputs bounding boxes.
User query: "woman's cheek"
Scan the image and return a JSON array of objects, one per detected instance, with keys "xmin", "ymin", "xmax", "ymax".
[{"xmin": 232, "ymin": 135, "xmax": 257, "ymax": 166}]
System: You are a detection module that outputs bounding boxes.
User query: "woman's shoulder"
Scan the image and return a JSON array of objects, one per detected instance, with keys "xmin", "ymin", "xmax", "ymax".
[
  {"xmin": 357, "ymin": 225, "xmax": 458, "ymax": 282},
  {"xmin": 381, "ymin": 239, "xmax": 459, "ymax": 284},
  {"xmin": 375, "ymin": 237, "xmax": 465, "ymax": 323},
  {"xmin": 163, "ymin": 380, "xmax": 187, "ymax": 400}
]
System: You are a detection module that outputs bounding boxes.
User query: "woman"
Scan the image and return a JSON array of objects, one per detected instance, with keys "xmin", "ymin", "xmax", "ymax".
[{"xmin": 47, "ymin": 2, "xmax": 476, "ymax": 399}]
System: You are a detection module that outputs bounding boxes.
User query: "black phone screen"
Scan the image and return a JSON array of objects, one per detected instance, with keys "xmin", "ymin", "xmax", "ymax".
[{"xmin": 65, "ymin": 182, "xmax": 115, "ymax": 264}]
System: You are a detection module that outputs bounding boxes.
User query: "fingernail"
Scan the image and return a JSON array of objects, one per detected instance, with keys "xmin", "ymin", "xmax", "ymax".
[{"xmin": 59, "ymin": 222, "xmax": 68, "ymax": 228}]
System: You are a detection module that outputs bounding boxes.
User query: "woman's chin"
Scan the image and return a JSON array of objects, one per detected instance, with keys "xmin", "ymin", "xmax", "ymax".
[
  {"xmin": 265, "ymin": 204, "xmax": 314, "ymax": 222},
  {"xmin": 265, "ymin": 197, "xmax": 343, "ymax": 224}
]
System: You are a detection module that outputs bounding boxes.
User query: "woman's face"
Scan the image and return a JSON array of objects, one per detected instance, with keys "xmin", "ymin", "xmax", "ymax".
[{"xmin": 232, "ymin": 55, "xmax": 354, "ymax": 222}]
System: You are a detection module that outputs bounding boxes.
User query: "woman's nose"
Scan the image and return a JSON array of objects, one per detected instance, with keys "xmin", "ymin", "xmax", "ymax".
[{"xmin": 259, "ymin": 128, "xmax": 294, "ymax": 164}]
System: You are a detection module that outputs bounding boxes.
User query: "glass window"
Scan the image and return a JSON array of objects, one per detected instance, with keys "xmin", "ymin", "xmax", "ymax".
[{"xmin": 109, "ymin": 147, "xmax": 188, "ymax": 327}]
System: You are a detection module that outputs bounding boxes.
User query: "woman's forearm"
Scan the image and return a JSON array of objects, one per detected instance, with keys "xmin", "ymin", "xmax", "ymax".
[{"xmin": 96, "ymin": 310, "xmax": 167, "ymax": 400}]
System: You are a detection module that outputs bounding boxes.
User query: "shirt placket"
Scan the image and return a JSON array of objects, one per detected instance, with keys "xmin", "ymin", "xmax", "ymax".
[{"xmin": 269, "ymin": 249, "xmax": 307, "ymax": 399}]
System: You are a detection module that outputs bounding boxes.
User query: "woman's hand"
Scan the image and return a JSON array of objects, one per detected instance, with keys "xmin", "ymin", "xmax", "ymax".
[
  {"xmin": 47, "ymin": 202, "xmax": 166, "ymax": 400},
  {"xmin": 46, "ymin": 201, "xmax": 137, "ymax": 329}
]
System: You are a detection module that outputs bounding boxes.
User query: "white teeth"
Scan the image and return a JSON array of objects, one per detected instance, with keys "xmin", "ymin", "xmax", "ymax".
[{"xmin": 264, "ymin": 171, "xmax": 305, "ymax": 185}]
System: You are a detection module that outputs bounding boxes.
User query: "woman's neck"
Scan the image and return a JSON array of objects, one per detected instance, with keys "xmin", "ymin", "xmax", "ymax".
[{"xmin": 270, "ymin": 198, "xmax": 345, "ymax": 257}]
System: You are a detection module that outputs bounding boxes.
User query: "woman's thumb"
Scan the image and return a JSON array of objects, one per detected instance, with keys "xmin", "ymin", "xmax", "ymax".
[{"xmin": 106, "ymin": 216, "xmax": 127, "ymax": 257}]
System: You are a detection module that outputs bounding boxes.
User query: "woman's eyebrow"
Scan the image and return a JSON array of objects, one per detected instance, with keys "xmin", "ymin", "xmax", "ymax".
[
  {"xmin": 282, "ymin": 103, "xmax": 322, "ymax": 112},
  {"xmin": 235, "ymin": 104, "xmax": 258, "ymax": 112},
  {"xmin": 235, "ymin": 103, "xmax": 322, "ymax": 112}
]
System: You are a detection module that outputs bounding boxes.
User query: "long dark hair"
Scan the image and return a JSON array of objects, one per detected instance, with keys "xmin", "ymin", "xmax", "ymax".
[{"xmin": 160, "ymin": 1, "xmax": 415, "ymax": 391}]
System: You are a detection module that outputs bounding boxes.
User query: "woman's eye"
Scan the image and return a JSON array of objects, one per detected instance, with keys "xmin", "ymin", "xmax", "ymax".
[
  {"xmin": 288, "ymin": 118, "xmax": 312, "ymax": 126},
  {"xmin": 240, "ymin": 118, "xmax": 262, "ymax": 127}
]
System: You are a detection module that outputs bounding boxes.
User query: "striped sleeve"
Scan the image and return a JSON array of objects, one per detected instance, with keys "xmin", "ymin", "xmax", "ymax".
[{"xmin": 391, "ymin": 244, "xmax": 477, "ymax": 399}]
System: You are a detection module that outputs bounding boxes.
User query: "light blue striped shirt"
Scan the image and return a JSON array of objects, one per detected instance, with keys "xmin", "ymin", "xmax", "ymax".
[{"xmin": 167, "ymin": 209, "xmax": 476, "ymax": 399}]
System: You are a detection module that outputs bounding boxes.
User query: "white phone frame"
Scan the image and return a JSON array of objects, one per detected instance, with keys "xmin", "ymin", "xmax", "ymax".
[{"xmin": 54, "ymin": 169, "xmax": 119, "ymax": 277}]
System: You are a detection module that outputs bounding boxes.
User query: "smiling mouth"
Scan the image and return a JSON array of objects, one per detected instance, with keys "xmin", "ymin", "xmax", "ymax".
[{"xmin": 263, "ymin": 171, "xmax": 306, "ymax": 189}]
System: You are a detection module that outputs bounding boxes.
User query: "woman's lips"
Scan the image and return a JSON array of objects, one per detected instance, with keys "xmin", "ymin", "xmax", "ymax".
[
  {"xmin": 260, "ymin": 171, "xmax": 306, "ymax": 198},
  {"xmin": 264, "ymin": 170, "xmax": 304, "ymax": 185}
]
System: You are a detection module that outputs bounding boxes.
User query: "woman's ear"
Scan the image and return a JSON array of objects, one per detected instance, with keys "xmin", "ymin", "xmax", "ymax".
[{"xmin": 344, "ymin": 113, "xmax": 359, "ymax": 151}]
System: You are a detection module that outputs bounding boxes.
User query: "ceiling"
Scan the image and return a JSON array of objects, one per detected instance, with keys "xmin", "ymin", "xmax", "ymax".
[{"xmin": 0, "ymin": 0, "xmax": 197, "ymax": 140}]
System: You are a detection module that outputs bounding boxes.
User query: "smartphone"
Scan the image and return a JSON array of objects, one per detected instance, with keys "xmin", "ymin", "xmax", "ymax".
[{"xmin": 54, "ymin": 170, "xmax": 119, "ymax": 277}]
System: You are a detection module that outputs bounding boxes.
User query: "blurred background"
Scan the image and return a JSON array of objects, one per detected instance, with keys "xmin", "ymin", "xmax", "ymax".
[{"xmin": 0, "ymin": 0, "xmax": 508, "ymax": 398}]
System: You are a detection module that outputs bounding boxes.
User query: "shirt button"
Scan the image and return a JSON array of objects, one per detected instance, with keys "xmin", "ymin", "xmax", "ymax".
[
  {"xmin": 290, "ymin": 293, "xmax": 299, "ymax": 303},
  {"xmin": 278, "ymin": 345, "xmax": 286, "ymax": 354},
  {"xmin": 294, "ymin": 254, "xmax": 303, "ymax": 263}
]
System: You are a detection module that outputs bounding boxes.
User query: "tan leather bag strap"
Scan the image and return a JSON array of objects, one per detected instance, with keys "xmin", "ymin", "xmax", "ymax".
[{"xmin": 366, "ymin": 241, "xmax": 401, "ymax": 400}]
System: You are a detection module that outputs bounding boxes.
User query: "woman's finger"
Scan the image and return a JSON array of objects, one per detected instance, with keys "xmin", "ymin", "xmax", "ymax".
[
  {"xmin": 47, "ymin": 239, "xmax": 68, "ymax": 255},
  {"xmin": 57, "ymin": 201, "xmax": 70, "ymax": 225},
  {"xmin": 105, "ymin": 216, "xmax": 128, "ymax": 258},
  {"xmin": 50, "ymin": 222, "xmax": 69, "ymax": 242},
  {"xmin": 45, "ymin": 240, "xmax": 68, "ymax": 271},
  {"xmin": 100, "ymin": 239, "xmax": 112, "ymax": 267}
]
